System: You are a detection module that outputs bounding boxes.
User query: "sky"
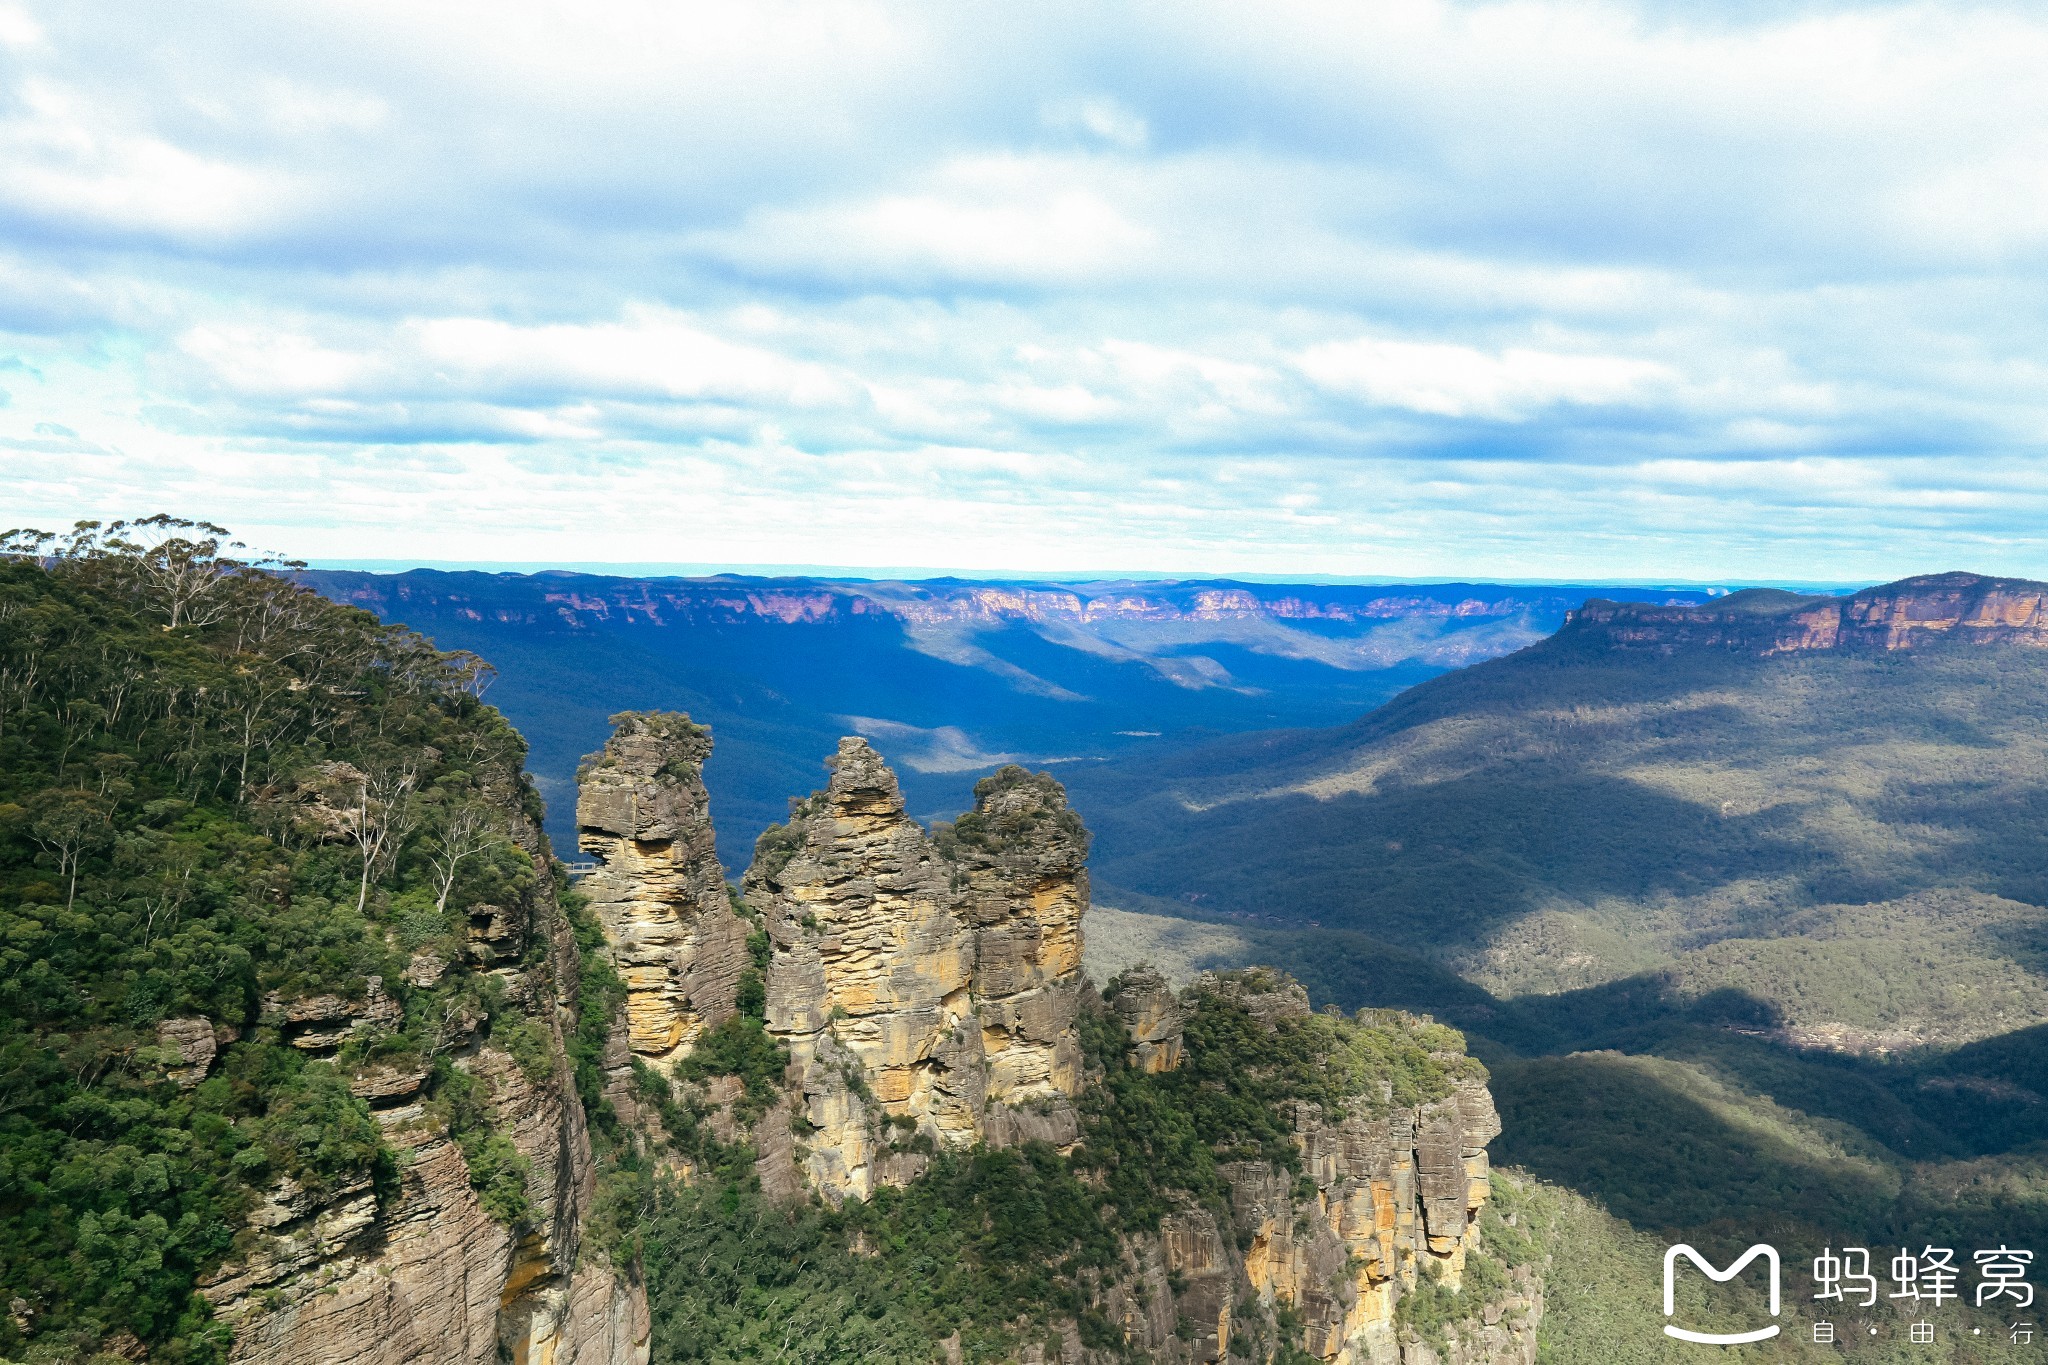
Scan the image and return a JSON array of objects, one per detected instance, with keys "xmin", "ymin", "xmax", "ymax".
[{"xmin": 2, "ymin": 0, "xmax": 2047, "ymax": 581}]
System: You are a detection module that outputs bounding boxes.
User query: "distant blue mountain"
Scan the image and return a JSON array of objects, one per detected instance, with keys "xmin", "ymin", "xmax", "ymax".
[{"xmin": 300, "ymin": 569, "xmax": 1721, "ymax": 865}]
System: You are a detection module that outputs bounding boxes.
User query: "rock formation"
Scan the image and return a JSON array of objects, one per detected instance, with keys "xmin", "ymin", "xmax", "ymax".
[
  {"xmin": 199, "ymin": 754, "xmax": 649, "ymax": 1365},
  {"xmin": 1092, "ymin": 972, "xmax": 1534, "ymax": 1365},
  {"xmin": 576, "ymin": 712, "xmax": 748, "ymax": 1061},
  {"xmin": 947, "ymin": 767, "xmax": 1088, "ymax": 1117},
  {"xmin": 1569, "ymin": 571, "xmax": 2048, "ymax": 656},
  {"xmin": 1106, "ymin": 965, "xmax": 1184, "ymax": 1074},
  {"xmin": 580, "ymin": 720, "xmax": 1534, "ymax": 1363},
  {"xmin": 745, "ymin": 737, "xmax": 990, "ymax": 1200}
]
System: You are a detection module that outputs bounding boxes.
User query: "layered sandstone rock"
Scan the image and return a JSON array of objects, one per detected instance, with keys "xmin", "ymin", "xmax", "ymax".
[
  {"xmin": 1097, "ymin": 1207, "xmax": 1236, "ymax": 1364},
  {"xmin": 204, "ymin": 758, "xmax": 648, "ymax": 1365},
  {"xmin": 155, "ymin": 1016, "xmax": 233, "ymax": 1088},
  {"xmin": 1569, "ymin": 572, "xmax": 2048, "ymax": 656},
  {"xmin": 572, "ymin": 724, "xmax": 1527, "ymax": 1363},
  {"xmin": 745, "ymin": 737, "xmax": 985, "ymax": 1201},
  {"xmin": 1107, "ymin": 965, "xmax": 1184, "ymax": 1074},
  {"xmin": 576, "ymin": 712, "xmax": 748, "ymax": 1061},
  {"xmin": 945, "ymin": 767, "xmax": 1088, "ymax": 1110},
  {"xmin": 691, "ymin": 739, "xmax": 1104, "ymax": 1202},
  {"xmin": 1102, "ymin": 971, "xmax": 1533, "ymax": 1365}
]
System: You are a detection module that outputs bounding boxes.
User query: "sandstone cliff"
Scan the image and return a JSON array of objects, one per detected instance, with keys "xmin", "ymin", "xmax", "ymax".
[
  {"xmin": 736, "ymin": 737, "xmax": 1096, "ymax": 1200},
  {"xmin": 586, "ymin": 716, "xmax": 1535, "ymax": 1363},
  {"xmin": 576, "ymin": 713, "xmax": 748, "ymax": 1063},
  {"xmin": 746, "ymin": 736, "xmax": 985, "ymax": 1199},
  {"xmin": 198, "ymin": 757, "xmax": 649, "ymax": 1365},
  {"xmin": 1568, "ymin": 571, "xmax": 2048, "ymax": 655},
  {"xmin": 943, "ymin": 766, "xmax": 1088, "ymax": 1130},
  {"xmin": 1092, "ymin": 972, "xmax": 1537, "ymax": 1365}
]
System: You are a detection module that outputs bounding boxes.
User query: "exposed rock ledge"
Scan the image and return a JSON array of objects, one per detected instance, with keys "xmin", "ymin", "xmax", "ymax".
[{"xmin": 1568, "ymin": 571, "xmax": 2048, "ymax": 655}]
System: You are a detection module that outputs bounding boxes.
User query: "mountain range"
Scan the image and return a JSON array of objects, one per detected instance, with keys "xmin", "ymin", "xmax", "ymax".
[
  {"xmin": 299, "ymin": 569, "xmax": 1723, "ymax": 864},
  {"xmin": 1070, "ymin": 571, "xmax": 2048, "ymax": 1265},
  {"xmin": 15, "ymin": 533, "xmax": 2048, "ymax": 1363}
]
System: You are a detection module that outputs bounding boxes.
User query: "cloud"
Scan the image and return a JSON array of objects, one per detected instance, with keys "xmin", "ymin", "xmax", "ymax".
[
  {"xmin": 1296, "ymin": 339, "xmax": 1675, "ymax": 420},
  {"xmin": 1041, "ymin": 97, "xmax": 1149, "ymax": 152},
  {"xmin": 0, "ymin": 0, "xmax": 2046, "ymax": 581}
]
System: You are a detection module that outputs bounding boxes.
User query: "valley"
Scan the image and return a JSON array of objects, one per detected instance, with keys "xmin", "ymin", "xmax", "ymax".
[
  {"xmin": 298, "ymin": 570, "xmax": 1720, "ymax": 867},
  {"xmin": 1071, "ymin": 573, "xmax": 2048, "ymax": 1310},
  {"xmin": 10, "ymin": 532, "xmax": 2048, "ymax": 1363}
]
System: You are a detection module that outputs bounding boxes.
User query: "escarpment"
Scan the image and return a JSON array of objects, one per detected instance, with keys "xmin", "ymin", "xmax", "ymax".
[
  {"xmin": 1569, "ymin": 571, "xmax": 2048, "ymax": 655},
  {"xmin": 585, "ymin": 715, "xmax": 1537, "ymax": 1363},
  {"xmin": 0, "ymin": 540, "xmax": 660, "ymax": 1365},
  {"xmin": 1091, "ymin": 971, "xmax": 1534, "ymax": 1365},
  {"xmin": 201, "ymin": 763, "xmax": 649, "ymax": 1365}
]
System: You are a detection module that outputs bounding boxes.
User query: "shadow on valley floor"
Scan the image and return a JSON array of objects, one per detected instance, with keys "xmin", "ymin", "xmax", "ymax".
[
  {"xmin": 1489, "ymin": 1049, "xmax": 1901, "ymax": 1246},
  {"xmin": 1081, "ymin": 771, "xmax": 1869, "ymax": 954},
  {"xmin": 1096, "ymin": 905, "xmax": 2048, "ymax": 1247}
]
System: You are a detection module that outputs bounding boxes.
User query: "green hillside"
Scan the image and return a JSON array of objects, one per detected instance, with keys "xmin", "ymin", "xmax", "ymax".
[
  {"xmin": 1074, "ymin": 588, "xmax": 2048, "ymax": 1044},
  {"xmin": 0, "ymin": 523, "xmax": 594, "ymax": 1362},
  {"xmin": 1070, "ymin": 576, "xmax": 2048, "ymax": 1294}
]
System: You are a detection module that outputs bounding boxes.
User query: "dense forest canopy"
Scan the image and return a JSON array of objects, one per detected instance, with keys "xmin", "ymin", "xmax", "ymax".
[{"xmin": 0, "ymin": 519, "xmax": 574, "ymax": 1362}]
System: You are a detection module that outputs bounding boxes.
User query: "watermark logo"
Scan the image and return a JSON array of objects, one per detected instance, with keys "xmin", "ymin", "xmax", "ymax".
[{"xmin": 1663, "ymin": 1244, "xmax": 1782, "ymax": 1344}]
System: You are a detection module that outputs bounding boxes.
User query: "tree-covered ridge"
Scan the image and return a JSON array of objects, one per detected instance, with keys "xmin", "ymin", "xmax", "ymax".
[
  {"xmin": 0, "ymin": 521, "xmax": 573, "ymax": 1363},
  {"xmin": 643, "ymin": 968, "xmax": 1483, "ymax": 1361}
]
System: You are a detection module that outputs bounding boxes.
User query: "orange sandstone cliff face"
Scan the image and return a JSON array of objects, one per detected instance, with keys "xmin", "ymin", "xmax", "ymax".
[
  {"xmin": 575, "ymin": 714, "xmax": 748, "ymax": 1063},
  {"xmin": 749, "ymin": 738, "xmax": 988, "ymax": 1198},
  {"xmin": 580, "ymin": 715, "xmax": 1536, "ymax": 1364},
  {"xmin": 738, "ymin": 738, "xmax": 1090, "ymax": 1201},
  {"xmin": 1097, "ymin": 974, "xmax": 1535, "ymax": 1365},
  {"xmin": 199, "ymin": 759, "xmax": 649, "ymax": 1365},
  {"xmin": 1568, "ymin": 572, "xmax": 2048, "ymax": 656}
]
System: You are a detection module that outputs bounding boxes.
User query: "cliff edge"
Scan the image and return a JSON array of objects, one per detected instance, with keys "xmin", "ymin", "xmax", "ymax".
[
  {"xmin": 1567, "ymin": 571, "xmax": 2048, "ymax": 655},
  {"xmin": 581, "ymin": 713, "xmax": 1535, "ymax": 1364}
]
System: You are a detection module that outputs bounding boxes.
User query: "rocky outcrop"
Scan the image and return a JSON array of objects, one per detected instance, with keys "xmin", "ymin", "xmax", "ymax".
[
  {"xmin": 947, "ymin": 767, "xmax": 1088, "ymax": 1114},
  {"xmin": 264, "ymin": 980, "xmax": 403, "ymax": 1052},
  {"xmin": 1107, "ymin": 966, "xmax": 1184, "ymax": 1074},
  {"xmin": 1100, "ymin": 972, "xmax": 1534, "ymax": 1365},
  {"xmin": 746, "ymin": 737, "xmax": 986, "ymax": 1201},
  {"xmin": 1569, "ymin": 572, "xmax": 2048, "ymax": 656},
  {"xmin": 155, "ymin": 1016, "xmax": 235, "ymax": 1088},
  {"xmin": 1097, "ymin": 1207, "xmax": 1236, "ymax": 1364},
  {"xmin": 726, "ymin": 740, "xmax": 1102, "ymax": 1202},
  {"xmin": 202, "ymin": 756, "xmax": 648, "ymax": 1365},
  {"xmin": 578, "ymin": 722, "xmax": 1531, "ymax": 1363},
  {"xmin": 576, "ymin": 712, "xmax": 748, "ymax": 1062}
]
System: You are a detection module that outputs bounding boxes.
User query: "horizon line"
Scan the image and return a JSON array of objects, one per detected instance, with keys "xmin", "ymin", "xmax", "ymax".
[{"xmin": 301, "ymin": 558, "xmax": 1873, "ymax": 593}]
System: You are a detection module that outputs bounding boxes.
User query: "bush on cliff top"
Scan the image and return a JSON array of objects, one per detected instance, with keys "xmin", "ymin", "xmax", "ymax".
[{"xmin": 0, "ymin": 523, "xmax": 561, "ymax": 1362}]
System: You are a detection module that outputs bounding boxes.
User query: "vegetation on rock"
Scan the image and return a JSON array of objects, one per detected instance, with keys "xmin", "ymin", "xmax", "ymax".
[
  {"xmin": 0, "ymin": 521, "xmax": 578, "ymax": 1362},
  {"xmin": 640, "ymin": 972, "xmax": 1481, "ymax": 1362}
]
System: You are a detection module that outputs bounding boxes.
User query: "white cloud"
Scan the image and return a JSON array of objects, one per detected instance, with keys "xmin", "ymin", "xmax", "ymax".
[
  {"xmin": 0, "ymin": 4, "xmax": 40, "ymax": 46},
  {"xmin": 1297, "ymin": 338, "xmax": 1674, "ymax": 420},
  {"xmin": 2, "ymin": 0, "xmax": 2048, "ymax": 579},
  {"xmin": 1041, "ymin": 96, "xmax": 1149, "ymax": 151},
  {"xmin": 713, "ymin": 155, "xmax": 1158, "ymax": 285},
  {"xmin": 0, "ymin": 80, "xmax": 295, "ymax": 241},
  {"xmin": 409, "ymin": 313, "xmax": 851, "ymax": 408}
]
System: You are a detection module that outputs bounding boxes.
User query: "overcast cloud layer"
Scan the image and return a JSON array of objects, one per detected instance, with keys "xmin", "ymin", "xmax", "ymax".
[{"xmin": 3, "ymin": 0, "xmax": 2047, "ymax": 579}]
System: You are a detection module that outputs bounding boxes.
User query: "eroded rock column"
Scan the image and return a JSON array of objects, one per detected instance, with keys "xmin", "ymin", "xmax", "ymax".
[
  {"xmin": 577, "ymin": 712, "xmax": 748, "ymax": 1062},
  {"xmin": 944, "ymin": 767, "xmax": 1088, "ymax": 1109},
  {"xmin": 746, "ymin": 737, "xmax": 983, "ymax": 1201}
]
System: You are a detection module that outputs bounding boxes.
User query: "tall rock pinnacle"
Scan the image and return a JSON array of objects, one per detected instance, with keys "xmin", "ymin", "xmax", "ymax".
[
  {"xmin": 745, "ymin": 736, "xmax": 988, "ymax": 1200},
  {"xmin": 945, "ymin": 766, "xmax": 1088, "ymax": 1108},
  {"xmin": 576, "ymin": 712, "xmax": 748, "ymax": 1061}
]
